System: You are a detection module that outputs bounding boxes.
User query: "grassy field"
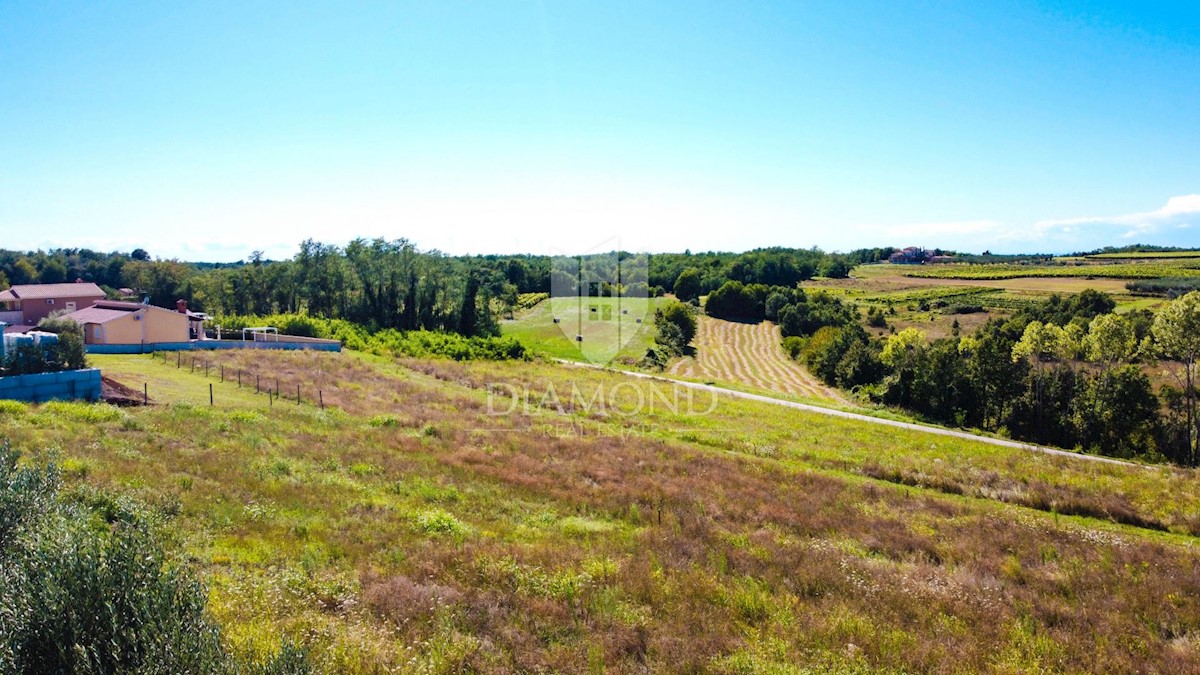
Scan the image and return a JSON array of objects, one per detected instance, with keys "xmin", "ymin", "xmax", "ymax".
[
  {"xmin": 668, "ymin": 316, "xmax": 845, "ymax": 402},
  {"xmin": 898, "ymin": 260, "xmax": 1200, "ymax": 280},
  {"xmin": 500, "ymin": 296, "xmax": 666, "ymax": 364},
  {"xmin": 6, "ymin": 350, "xmax": 1200, "ymax": 672}
]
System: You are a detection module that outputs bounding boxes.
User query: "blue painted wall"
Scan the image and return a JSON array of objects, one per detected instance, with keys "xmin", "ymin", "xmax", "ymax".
[{"xmin": 0, "ymin": 368, "xmax": 102, "ymax": 403}]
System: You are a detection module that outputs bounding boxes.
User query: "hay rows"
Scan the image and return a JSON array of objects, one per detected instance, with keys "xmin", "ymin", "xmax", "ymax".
[{"xmin": 670, "ymin": 316, "xmax": 844, "ymax": 402}]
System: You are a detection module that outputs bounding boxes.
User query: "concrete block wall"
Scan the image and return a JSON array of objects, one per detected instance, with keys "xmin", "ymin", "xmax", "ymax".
[{"xmin": 0, "ymin": 368, "xmax": 102, "ymax": 403}]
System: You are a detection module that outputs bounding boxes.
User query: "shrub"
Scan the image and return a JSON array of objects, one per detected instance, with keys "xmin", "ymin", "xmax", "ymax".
[
  {"xmin": 415, "ymin": 509, "xmax": 469, "ymax": 537},
  {"xmin": 673, "ymin": 268, "xmax": 702, "ymax": 304},
  {"xmin": 781, "ymin": 336, "xmax": 805, "ymax": 360},
  {"xmin": 638, "ymin": 346, "xmax": 671, "ymax": 370},
  {"xmin": 368, "ymin": 414, "xmax": 402, "ymax": 427},
  {"xmin": 0, "ymin": 443, "xmax": 313, "ymax": 675},
  {"xmin": 212, "ymin": 313, "xmax": 528, "ymax": 361},
  {"xmin": 653, "ymin": 301, "xmax": 697, "ymax": 356},
  {"xmin": 516, "ymin": 292, "xmax": 550, "ymax": 309},
  {"xmin": 818, "ymin": 255, "xmax": 853, "ymax": 279},
  {"xmin": 705, "ymin": 281, "xmax": 769, "ymax": 321},
  {"xmin": 947, "ymin": 304, "xmax": 985, "ymax": 314},
  {"xmin": 37, "ymin": 317, "xmax": 88, "ymax": 371},
  {"xmin": 0, "ymin": 400, "xmax": 26, "ymax": 417}
]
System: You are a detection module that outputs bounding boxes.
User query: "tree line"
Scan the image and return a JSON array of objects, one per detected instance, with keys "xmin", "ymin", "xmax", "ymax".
[
  {"xmin": 790, "ymin": 289, "xmax": 1200, "ymax": 466},
  {"xmin": 1, "ymin": 243, "xmax": 875, "ymax": 339},
  {"xmin": 667, "ymin": 278, "xmax": 1199, "ymax": 466},
  {"xmin": 0, "ymin": 243, "xmax": 555, "ymax": 338},
  {"xmin": 653, "ymin": 247, "xmax": 889, "ymax": 300}
]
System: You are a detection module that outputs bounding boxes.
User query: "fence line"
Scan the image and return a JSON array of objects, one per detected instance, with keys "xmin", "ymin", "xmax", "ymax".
[{"xmin": 149, "ymin": 350, "xmax": 327, "ymax": 410}]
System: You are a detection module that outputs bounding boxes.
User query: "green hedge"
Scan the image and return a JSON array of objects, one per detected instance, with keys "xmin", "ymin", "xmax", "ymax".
[{"xmin": 211, "ymin": 313, "xmax": 527, "ymax": 361}]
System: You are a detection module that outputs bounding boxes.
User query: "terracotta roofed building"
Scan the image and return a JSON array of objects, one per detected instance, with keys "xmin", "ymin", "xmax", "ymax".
[
  {"xmin": 58, "ymin": 300, "xmax": 190, "ymax": 345},
  {"xmin": 0, "ymin": 282, "xmax": 106, "ymax": 327}
]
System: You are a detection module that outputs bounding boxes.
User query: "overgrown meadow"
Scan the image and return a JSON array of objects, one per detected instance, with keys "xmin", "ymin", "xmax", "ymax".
[{"xmin": 3, "ymin": 350, "xmax": 1200, "ymax": 672}]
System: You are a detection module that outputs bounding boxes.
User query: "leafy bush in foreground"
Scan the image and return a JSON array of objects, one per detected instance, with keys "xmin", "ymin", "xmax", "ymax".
[{"xmin": 0, "ymin": 442, "xmax": 311, "ymax": 675}]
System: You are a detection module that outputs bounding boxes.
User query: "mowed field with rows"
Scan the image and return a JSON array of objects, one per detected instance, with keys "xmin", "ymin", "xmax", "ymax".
[{"xmin": 668, "ymin": 316, "xmax": 844, "ymax": 402}]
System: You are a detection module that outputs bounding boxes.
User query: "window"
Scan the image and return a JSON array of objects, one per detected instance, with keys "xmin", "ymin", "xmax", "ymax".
[{"xmin": 46, "ymin": 299, "xmax": 55, "ymax": 305}]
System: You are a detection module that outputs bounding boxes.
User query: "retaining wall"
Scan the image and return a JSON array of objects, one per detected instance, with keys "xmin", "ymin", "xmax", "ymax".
[
  {"xmin": 0, "ymin": 368, "xmax": 102, "ymax": 403},
  {"xmin": 86, "ymin": 339, "xmax": 341, "ymax": 354}
]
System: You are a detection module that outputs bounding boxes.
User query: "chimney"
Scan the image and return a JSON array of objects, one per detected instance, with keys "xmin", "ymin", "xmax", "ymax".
[{"xmin": 176, "ymin": 299, "xmax": 188, "ymax": 314}]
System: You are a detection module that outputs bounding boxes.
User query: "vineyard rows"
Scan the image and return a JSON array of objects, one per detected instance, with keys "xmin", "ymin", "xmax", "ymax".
[{"xmin": 904, "ymin": 261, "xmax": 1200, "ymax": 280}]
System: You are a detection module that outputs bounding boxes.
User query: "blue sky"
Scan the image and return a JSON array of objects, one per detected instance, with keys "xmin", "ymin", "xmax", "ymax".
[{"xmin": 2, "ymin": 1, "xmax": 1198, "ymax": 261}]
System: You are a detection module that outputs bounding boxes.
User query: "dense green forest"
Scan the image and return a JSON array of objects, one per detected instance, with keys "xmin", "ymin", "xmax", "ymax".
[{"xmin": 0, "ymin": 242, "xmax": 868, "ymax": 336}]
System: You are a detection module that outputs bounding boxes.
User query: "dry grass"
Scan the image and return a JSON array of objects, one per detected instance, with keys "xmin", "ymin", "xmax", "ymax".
[{"xmin": 9, "ymin": 350, "xmax": 1200, "ymax": 672}]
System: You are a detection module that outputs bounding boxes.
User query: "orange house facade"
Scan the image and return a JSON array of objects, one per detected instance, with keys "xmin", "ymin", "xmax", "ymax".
[{"xmin": 59, "ymin": 301, "xmax": 190, "ymax": 345}]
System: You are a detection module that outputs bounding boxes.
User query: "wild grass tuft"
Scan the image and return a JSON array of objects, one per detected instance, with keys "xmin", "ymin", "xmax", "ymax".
[{"xmin": 414, "ymin": 508, "xmax": 469, "ymax": 537}]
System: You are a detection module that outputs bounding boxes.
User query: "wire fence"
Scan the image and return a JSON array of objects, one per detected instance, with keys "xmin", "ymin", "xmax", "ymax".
[{"xmin": 142, "ymin": 350, "xmax": 328, "ymax": 410}]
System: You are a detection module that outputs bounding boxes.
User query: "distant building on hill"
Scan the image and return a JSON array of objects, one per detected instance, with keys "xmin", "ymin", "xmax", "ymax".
[{"xmin": 889, "ymin": 247, "xmax": 931, "ymax": 264}]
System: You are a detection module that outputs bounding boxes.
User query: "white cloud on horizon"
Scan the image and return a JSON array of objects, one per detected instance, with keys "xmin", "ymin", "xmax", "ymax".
[
  {"xmin": 858, "ymin": 194, "xmax": 1200, "ymax": 253},
  {"xmin": 6, "ymin": 191, "xmax": 1198, "ymax": 261},
  {"xmin": 1034, "ymin": 194, "xmax": 1200, "ymax": 241}
]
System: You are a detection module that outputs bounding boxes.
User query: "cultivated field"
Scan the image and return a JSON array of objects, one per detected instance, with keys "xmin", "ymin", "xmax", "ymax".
[
  {"xmin": 6, "ymin": 350, "xmax": 1198, "ymax": 672},
  {"xmin": 899, "ymin": 259, "xmax": 1200, "ymax": 280},
  {"xmin": 808, "ymin": 263, "xmax": 1173, "ymax": 339},
  {"xmin": 668, "ymin": 316, "xmax": 844, "ymax": 402},
  {"xmin": 1083, "ymin": 251, "xmax": 1200, "ymax": 259}
]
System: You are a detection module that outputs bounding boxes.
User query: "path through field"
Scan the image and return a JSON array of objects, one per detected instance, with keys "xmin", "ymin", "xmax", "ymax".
[
  {"xmin": 668, "ymin": 316, "xmax": 845, "ymax": 402},
  {"xmin": 562, "ymin": 360, "xmax": 1142, "ymax": 468}
]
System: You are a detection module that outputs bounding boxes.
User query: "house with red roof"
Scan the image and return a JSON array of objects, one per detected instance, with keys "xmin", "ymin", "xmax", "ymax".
[{"xmin": 0, "ymin": 281, "xmax": 106, "ymax": 329}]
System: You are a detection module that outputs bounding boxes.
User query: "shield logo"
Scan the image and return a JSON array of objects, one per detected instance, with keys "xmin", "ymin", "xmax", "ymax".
[{"xmin": 550, "ymin": 241, "xmax": 650, "ymax": 365}]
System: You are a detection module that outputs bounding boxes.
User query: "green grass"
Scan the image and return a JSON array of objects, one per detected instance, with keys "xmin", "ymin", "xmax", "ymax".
[
  {"xmin": 462, "ymin": 357, "xmax": 1200, "ymax": 533},
  {"xmin": 500, "ymin": 295, "xmax": 668, "ymax": 364},
  {"xmin": 5, "ymin": 349, "xmax": 1200, "ymax": 672},
  {"xmin": 92, "ymin": 353, "xmax": 285, "ymax": 408}
]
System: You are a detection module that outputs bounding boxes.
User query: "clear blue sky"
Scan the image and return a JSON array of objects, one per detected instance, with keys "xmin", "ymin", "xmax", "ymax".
[{"xmin": 2, "ymin": 1, "xmax": 1198, "ymax": 260}]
